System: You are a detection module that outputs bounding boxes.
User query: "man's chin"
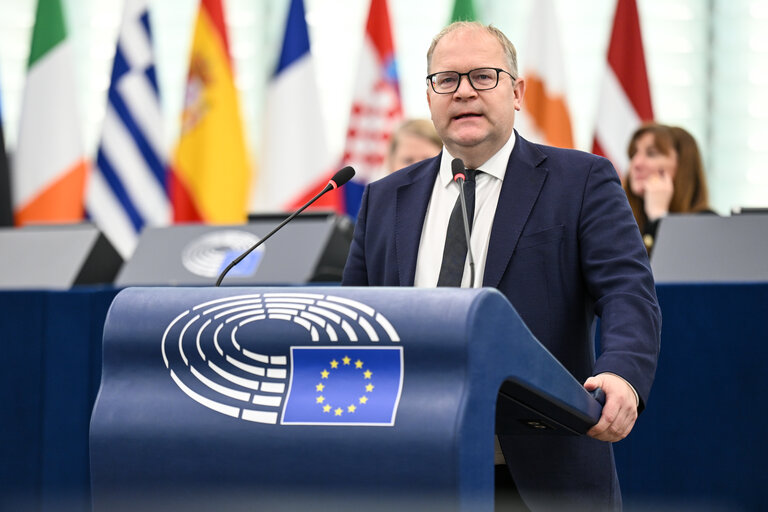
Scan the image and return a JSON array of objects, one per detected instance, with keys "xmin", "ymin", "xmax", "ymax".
[{"xmin": 445, "ymin": 129, "xmax": 488, "ymax": 147}]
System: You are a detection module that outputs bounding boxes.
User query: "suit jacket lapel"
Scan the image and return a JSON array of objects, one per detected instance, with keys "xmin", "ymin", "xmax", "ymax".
[
  {"xmin": 483, "ymin": 133, "xmax": 548, "ymax": 288},
  {"xmin": 395, "ymin": 156, "xmax": 440, "ymax": 286}
]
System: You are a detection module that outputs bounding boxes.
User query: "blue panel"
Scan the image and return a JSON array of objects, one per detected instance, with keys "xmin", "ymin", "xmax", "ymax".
[
  {"xmin": 615, "ymin": 283, "xmax": 768, "ymax": 511},
  {"xmin": 0, "ymin": 289, "xmax": 118, "ymax": 512},
  {"xmin": 0, "ymin": 292, "xmax": 45, "ymax": 511}
]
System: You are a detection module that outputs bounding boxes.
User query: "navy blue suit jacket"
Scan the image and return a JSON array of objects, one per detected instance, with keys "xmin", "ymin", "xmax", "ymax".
[{"xmin": 342, "ymin": 133, "xmax": 661, "ymax": 510}]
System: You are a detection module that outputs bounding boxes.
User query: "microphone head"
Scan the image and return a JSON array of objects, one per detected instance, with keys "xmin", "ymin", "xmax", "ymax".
[
  {"xmin": 451, "ymin": 158, "xmax": 466, "ymax": 182},
  {"xmin": 329, "ymin": 166, "xmax": 356, "ymax": 189}
]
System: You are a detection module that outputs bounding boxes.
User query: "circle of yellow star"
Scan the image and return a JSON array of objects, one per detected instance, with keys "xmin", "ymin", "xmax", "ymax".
[
  {"xmin": 363, "ymin": 369, "xmax": 372, "ymax": 379},
  {"xmin": 316, "ymin": 383, "xmax": 325, "ymax": 392},
  {"xmin": 355, "ymin": 359, "xmax": 364, "ymax": 369},
  {"xmin": 342, "ymin": 356, "xmax": 351, "ymax": 365},
  {"xmin": 321, "ymin": 369, "xmax": 329, "ymax": 379},
  {"xmin": 316, "ymin": 395, "xmax": 325, "ymax": 403},
  {"xmin": 334, "ymin": 408, "xmax": 343, "ymax": 416},
  {"xmin": 347, "ymin": 404, "xmax": 356, "ymax": 413},
  {"xmin": 323, "ymin": 404, "xmax": 331, "ymax": 413},
  {"xmin": 359, "ymin": 396, "xmax": 368, "ymax": 404},
  {"xmin": 330, "ymin": 359, "xmax": 339, "ymax": 369},
  {"xmin": 365, "ymin": 383, "xmax": 374, "ymax": 392}
]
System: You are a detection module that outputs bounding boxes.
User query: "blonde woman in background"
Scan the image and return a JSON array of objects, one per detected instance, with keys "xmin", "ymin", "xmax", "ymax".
[{"xmin": 386, "ymin": 119, "xmax": 443, "ymax": 174}]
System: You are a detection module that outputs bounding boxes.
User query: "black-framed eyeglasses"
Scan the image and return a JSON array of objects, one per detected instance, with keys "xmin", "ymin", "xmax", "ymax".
[{"xmin": 426, "ymin": 67, "xmax": 515, "ymax": 94}]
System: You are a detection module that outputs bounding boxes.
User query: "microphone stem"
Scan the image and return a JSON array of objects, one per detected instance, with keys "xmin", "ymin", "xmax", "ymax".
[
  {"xmin": 457, "ymin": 179, "xmax": 475, "ymax": 288},
  {"xmin": 215, "ymin": 184, "xmax": 332, "ymax": 287}
]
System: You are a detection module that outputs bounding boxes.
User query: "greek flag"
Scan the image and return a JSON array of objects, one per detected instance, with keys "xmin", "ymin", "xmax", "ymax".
[{"xmin": 86, "ymin": 0, "xmax": 169, "ymax": 258}]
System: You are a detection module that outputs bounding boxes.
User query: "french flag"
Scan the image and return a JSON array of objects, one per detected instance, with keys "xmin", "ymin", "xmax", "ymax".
[{"xmin": 256, "ymin": 0, "xmax": 333, "ymax": 213}]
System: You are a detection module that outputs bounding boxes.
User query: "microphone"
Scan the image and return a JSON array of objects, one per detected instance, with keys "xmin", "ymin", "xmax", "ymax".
[
  {"xmin": 215, "ymin": 166, "xmax": 356, "ymax": 286},
  {"xmin": 451, "ymin": 158, "xmax": 475, "ymax": 288}
]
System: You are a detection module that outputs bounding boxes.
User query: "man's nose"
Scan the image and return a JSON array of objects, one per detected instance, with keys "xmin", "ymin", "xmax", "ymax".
[{"xmin": 454, "ymin": 74, "xmax": 477, "ymax": 98}]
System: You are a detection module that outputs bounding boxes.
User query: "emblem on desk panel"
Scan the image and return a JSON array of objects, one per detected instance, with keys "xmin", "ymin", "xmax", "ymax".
[
  {"xmin": 161, "ymin": 292, "xmax": 403, "ymax": 426},
  {"xmin": 181, "ymin": 230, "xmax": 264, "ymax": 278}
]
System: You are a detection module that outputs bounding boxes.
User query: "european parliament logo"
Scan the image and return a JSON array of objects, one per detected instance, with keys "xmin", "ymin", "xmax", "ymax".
[{"xmin": 161, "ymin": 292, "xmax": 403, "ymax": 426}]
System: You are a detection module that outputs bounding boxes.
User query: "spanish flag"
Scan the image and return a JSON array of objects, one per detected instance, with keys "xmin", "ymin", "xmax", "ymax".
[
  {"xmin": 171, "ymin": 0, "xmax": 251, "ymax": 223},
  {"xmin": 13, "ymin": 0, "xmax": 88, "ymax": 225}
]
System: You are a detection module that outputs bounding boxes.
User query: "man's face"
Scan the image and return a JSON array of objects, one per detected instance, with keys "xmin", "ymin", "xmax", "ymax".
[{"xmin": 427, "ymin": 28, "xmax": 524, "ymax": 161}]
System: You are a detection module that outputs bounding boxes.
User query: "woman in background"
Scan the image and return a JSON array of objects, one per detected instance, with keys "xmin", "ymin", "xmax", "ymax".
[
  {"xmin": 386, "ymin": 119, "xmax": 442, "ymax": 174},
  {"xmin": 624, "ymin": 123, "xmax": 712, "ymax": 252}
]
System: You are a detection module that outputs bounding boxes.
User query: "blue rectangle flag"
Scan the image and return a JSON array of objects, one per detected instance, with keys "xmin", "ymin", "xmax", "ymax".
[{"xmin": 282, "ymin": 347, "xmax": 403, "ymax": 425}]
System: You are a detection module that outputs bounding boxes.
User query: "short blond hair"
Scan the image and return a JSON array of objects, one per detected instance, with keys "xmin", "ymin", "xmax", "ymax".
[
  {"xmin": 389, "ymin": 119, "xmax": 442, "ymax": 156},
  {"xmin": 426, "ymin": 21, "xmax": 518, "ymax": 77}
]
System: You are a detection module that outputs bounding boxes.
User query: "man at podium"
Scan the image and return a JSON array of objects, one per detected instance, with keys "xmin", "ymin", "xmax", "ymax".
[{"xmin": 342, "ymin": 21, "xmax": 661, "ymax": 511}]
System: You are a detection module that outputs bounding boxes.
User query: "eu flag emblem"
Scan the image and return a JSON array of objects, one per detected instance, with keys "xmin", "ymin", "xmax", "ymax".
[{"xmin": 282, "ymin": 347, "xmax": 403, "ymax": 425}]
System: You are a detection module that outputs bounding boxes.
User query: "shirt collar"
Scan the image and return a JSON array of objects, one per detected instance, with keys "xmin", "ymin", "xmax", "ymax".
[{"xmin": 439, "ymin": 131, "xmax": 516, "ymax": 187}]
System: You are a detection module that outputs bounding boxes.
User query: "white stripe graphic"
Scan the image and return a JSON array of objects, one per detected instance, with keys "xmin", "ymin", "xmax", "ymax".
[
  {"xmin": 241, "ymin": 410, "xmax": 278, "ymax": 424},
  {"xmin": 171, "ymin": 370, "xmax": 239, "ymax": 418},
  {"xmin": 191, "ymin": 365, "xmax": 251, "ymax": 402},
  {"xmin": 193, "ymin": 294, "xmax": 261, "ymax": 311},
  {"xmin": 203, "ymin": 298, "xmax": 263, "ymax": 315},
  {"xmin": 225, "ymin": 355, "xmax": 266, "ymax": 376},
  {"xmin": 208, "ymin": 361, "xmax": 262, "ymax": 391}
]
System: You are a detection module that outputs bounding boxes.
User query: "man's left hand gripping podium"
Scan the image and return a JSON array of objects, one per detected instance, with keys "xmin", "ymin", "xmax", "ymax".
[{"xmin": 90, "ymin": 287, "xmax": 603, "ymax": 511}]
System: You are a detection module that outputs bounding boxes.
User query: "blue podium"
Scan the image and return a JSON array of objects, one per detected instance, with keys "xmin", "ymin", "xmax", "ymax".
[{"xmin": 90, "ymin": 287, "xmax": 602, "ymax": 511}]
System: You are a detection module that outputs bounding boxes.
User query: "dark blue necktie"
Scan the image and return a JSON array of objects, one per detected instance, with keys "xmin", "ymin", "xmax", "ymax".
[{"xmin": 437, "ymin": 169, "xmax": 477, "ymax": 287}]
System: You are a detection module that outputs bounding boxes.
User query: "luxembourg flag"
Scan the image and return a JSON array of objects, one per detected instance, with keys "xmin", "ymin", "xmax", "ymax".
[
  {"xmin": 254, "ymin": 0, "xmax": 331, "ymax": 212},
  {"xmin": 86, "ymin": 0, "xmax": 170, "ymax": 258},
  {"xmin": 515, "ymin": 0, "xmax": 574, "ymax": 149},
  {"xmin": 592, "ymin": 0, "xmax": 654, "ymax": 175}
]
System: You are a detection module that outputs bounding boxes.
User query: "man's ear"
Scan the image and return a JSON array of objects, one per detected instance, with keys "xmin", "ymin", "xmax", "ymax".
[{"xmin": 513, "ymin": 78, "xmax": 525, "ymax": 111}]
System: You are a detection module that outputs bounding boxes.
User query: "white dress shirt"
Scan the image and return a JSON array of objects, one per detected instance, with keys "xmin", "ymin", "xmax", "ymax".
[{"xmin": 414, "ymin": 132, "xmax": 516, "ymax": 288}]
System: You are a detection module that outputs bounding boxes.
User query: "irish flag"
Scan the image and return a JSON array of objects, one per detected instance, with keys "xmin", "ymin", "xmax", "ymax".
[
  {"xmin": 13, "ymin": 0, "xmax": 88, "ymax": 225},
  {"xmin": 171, "ymin": 0, "xmax": 251, "ymax": 223}
]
